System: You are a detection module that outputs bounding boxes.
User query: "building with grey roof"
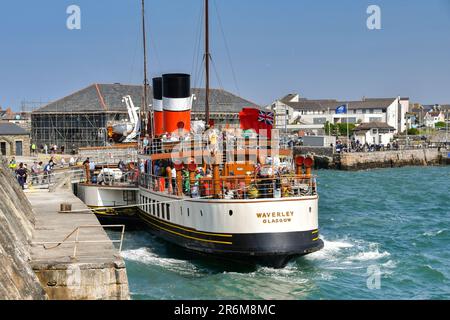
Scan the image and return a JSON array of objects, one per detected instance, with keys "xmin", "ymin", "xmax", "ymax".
[
  {"xmin": 270, "ymin": 93, "xmax": 409, "ymax": 135},
  {"xmin": 31, "ymin": 83, "xmax": 259, "ymax": 149},
  {"xmin": 0, "ymin": 123, "xmax": 31, "ymax": 156}
]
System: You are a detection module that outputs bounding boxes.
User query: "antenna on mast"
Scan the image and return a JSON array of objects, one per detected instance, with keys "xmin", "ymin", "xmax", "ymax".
[
  {"xmin": 141, "ymin": 0, "xmax": 150, "ymax": 137},
  {"xmin": 204, "ymin": 0, "xmax": 211, "ymax": 128}
]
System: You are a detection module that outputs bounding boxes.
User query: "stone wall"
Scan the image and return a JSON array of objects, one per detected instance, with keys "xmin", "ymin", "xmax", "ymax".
[
  {"xmin": 0, "ymin": 159, "xmax": 47, "ymax": 300},
  {"xmin": 338, "ymin": 149, "xmax": 442, "ymax": 171},
  {"xmin": 32, "ymin": 261, "xmax": 129, "ymax": 300},
  {"xmin": 0, "ymin": 134, "xmax": 31, "ymax": 157},
  {"xmin": 293, "ymin": 147, "xmax": 336, "ymax": 169}
]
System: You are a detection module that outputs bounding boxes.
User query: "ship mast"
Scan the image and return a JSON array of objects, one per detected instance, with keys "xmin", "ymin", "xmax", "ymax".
[
  {"xmin": 141, "ymin": 0, "xmax": 150, "ymax": 137},
  {"xmin": 204, "ymin": 0, "xmax": 211, "ymax": 128}
]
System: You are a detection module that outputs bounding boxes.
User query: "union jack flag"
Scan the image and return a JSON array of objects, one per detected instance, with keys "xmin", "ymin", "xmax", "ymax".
[{"xmin": 258, "ymin": 110, "xmax": 274, "ymax": 126}]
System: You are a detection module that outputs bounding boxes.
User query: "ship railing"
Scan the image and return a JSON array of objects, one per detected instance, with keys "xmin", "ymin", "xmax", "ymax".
[
  {"xmin": 139, "ymin": 173, "xmax": 317, "ymax": 200},
  {"xmin": 141, "ymin": 137, "xmax": 282, "ymax": 156}
]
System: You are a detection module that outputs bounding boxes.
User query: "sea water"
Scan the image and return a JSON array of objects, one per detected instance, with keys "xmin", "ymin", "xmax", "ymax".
[{"xmin": 114, "ymin": 166, "xmax": 450, "ymax": 300}]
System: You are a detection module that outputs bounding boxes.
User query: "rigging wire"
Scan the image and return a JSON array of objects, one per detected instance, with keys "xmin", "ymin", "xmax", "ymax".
[
  {"xmin": 210, "ymin": 56, "xmax": 224, "ymax": 91},
  {"xmin": 128, "ymin": 22, "xmax": 140, "ymax": 84},
  {"xmin": 146, "ymin": 8, "xmax": 163, "ymax": 77},
  {"xmin": 212, "ymin": 0, "xmax": 241, "ymax": 96},
  {"xmin": 191, "ymin": 0, "xmax": 205, "ymax": 90}
]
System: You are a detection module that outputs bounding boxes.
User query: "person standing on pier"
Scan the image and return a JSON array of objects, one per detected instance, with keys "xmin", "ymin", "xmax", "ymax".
[
  {"xmin": 15, "ymin": 163, "xmax": 27, "ymax": 190},
  {"xmin": 8, "ymin": 157, "xmax": 17, "ymax": 171},
  {"xmin": 83, "ymin": 158, "xmax": 91, "ymax": 184}
]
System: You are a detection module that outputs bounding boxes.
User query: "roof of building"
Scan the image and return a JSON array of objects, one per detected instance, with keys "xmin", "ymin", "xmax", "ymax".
[
  {"xmin": 353, "ymin": 122, "xmax": 396, "ymax": 132},
  {"xmin": 426, "ymin": 111, "xmax": 444, "ymax": 117},
  {"xmin": 0, "ymin": 123, "xmax": 29, "ymax": 135},
  {"xmin": 33, "ymin": 84, "xmax": 259, "ymax": 114},
  {"xmin": 280, "ymin": 94, "xmax": 299, "ymax": 103},
  {"xmin": 281, "ymin": 98, "xmax": 397, "ymax": 111}
]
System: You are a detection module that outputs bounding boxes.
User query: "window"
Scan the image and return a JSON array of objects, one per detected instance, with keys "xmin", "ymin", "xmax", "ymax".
[
  {"xmin": 161, "ymin": 203, "xmax": 165, "ymax": 220},
  {"xmin": 144, "ymin": 197, "xmax": 148, "ymax": 212},
  {"xmin": 126, "ymin": 184, "xmax": 139, "ymax": 200},
  {"xmin": 187, "ymin": 208, "xmax": 190, "ymax": 217},
  {"xmin": 166, "ymin": 204, "xmax": 171, "ymax": 221},
  {"xmin": 157, "ymin": 203, "xmax": 160, "ymax": 217},
  {"xmin": 313, "ymin": 118, "xmax": 327, "ymax": 125},
  {"xmin": 152, "ymin": 201, "xmax": 156, "ymax": 216}
]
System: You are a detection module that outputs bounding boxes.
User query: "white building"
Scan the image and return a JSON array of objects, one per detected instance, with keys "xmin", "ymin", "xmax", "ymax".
[
  {"xmin": 352, "ymin": 122, "xmax": 396, "ymax": 145},
  {"xmin": 424, "ymin": 111, "xmax": 445, "ymax": 128},
  {"xmin": 270, "ymin": 94, "xmax": 409, "ymax": 134}
]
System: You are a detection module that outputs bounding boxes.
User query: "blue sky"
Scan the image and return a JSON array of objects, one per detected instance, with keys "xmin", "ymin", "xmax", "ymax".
[{"xmin": 1, "ymin": 0, "xmax": 450, "ymax": 110}]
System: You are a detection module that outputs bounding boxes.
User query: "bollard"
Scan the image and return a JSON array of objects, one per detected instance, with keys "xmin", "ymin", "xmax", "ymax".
[{"xmin": 60, "ymin": 203, "xmax": 72, "ymax": 213}]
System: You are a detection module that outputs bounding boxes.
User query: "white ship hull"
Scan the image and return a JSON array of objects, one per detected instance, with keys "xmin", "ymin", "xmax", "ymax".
[
  {"xmin": 138, "ymin": 187, "xmax": 323, "ymax": 268},
  {"xmin": 76, "ymin": 184, "xmax": 140, "ymax": 224}
]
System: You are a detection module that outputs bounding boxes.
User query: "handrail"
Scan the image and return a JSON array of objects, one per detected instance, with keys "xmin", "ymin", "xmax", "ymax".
[
  {"xmin": 32, "ymin": 225, "xmax": 125, "ymax": 259},
  {"xmin": 139, "ymin": 172, "xmax": 317, "ymax": 199}
]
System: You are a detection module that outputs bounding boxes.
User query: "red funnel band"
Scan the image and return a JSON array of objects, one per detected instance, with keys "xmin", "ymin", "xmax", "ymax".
[
  {"xmin": 295, "ymin": 156, "xmax": 305, "ymax": 166},
  {"xmin": 304, "ymin": 157, "xmax": 314, "ymax": 168}
]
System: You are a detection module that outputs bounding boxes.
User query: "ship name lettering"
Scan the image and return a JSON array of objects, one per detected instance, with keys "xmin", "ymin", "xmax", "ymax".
[{"xmin": 256, "ymin": 211, "xmax": 294, "ymax": 219}]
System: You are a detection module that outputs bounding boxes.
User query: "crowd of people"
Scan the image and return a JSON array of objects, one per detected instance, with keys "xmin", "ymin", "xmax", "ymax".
[
  {"xmin": 8, "ymin": 157, "xmax": 57, "ymax": 189},
  {"xmin": 32, "ymin": 143, "xmax": 77, "ymax": 155},
  {"xmin": 139, "ymin": 155, "xmax": 304, "ymax": 200},
  {"xmin": 334, "ymin": 139, "xmax": 401, "ymax": 153}
]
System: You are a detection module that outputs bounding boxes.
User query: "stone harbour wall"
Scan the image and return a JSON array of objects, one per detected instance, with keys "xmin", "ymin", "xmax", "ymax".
[
  {"xmin": 338, "ymin": 149, "xmax": 442, "ymax": 171},
  {"xmin": 0, "ymin": 159, "xmax": 47, "ymax": 300}
]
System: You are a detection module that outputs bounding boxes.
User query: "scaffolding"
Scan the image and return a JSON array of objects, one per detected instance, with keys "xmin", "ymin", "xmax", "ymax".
[{"xmin": 31, "ymin": 112, "xmax": 128, "ymax": 151}]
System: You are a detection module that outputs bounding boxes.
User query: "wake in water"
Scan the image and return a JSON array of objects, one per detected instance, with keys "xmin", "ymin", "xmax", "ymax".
[
  {"xmin": 305, "ymin": 236, "xmax": 396, "ymax": 276},
  {"xmin": 121, "ymin": 247, "xmax": 204, "ymax": 277}
]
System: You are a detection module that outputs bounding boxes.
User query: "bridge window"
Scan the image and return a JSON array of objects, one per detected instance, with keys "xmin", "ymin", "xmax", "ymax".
[
  {"xmin": 157, "ymin": 202, "xmax": 160, "ymax": 218},
  {"xmin": 161, "ymin": 203, "xmax": 165, "ymax": 220},
  {"xmin": 166, "ymin": 204, "xmax": 171, "ymax": 221},
  {"xmin": 152, "ymin": 200, "xmax": 156, "ymax": 216},
  {"xmin": 123, "ymin": 191, "xmax": 136, "ymax": 203}
]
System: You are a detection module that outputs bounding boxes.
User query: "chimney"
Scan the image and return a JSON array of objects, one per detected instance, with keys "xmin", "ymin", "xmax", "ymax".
[
  {"xmin": 162, "ymin": 74, "xmax": 192, "ymax": 134},
  {"xmin": 152, "ymin": 77, "xmax": 164, "ymax": 136}
]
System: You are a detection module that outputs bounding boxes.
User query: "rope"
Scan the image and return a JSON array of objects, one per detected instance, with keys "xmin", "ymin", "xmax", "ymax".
[{"xmin": 212, "ymin": 0, "xmax": 241, "ymax": 96}]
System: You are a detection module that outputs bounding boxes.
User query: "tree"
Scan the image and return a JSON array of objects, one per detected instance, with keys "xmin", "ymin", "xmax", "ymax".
[
  {"xmin": 408, "ymin": 128, "xmax": 419, "ymax": 135},
  {"xmin": 435, "ymin": 122, "xmax": 446, "ymax": 129}
]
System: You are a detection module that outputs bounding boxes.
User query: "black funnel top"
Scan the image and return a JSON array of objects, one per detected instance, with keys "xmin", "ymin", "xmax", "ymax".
[
  {"xmin": 152, "ymin": 77, "xmax": 163, "ymax": 100},
  {"xmin": 163, "ymin": 73, "xmax": 191, "ymax": 99}
]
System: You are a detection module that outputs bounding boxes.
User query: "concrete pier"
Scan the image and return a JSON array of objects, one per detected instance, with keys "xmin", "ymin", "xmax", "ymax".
[{"xmin": 27, "ymin": 189, "xmax": 130, "ymax": 300}]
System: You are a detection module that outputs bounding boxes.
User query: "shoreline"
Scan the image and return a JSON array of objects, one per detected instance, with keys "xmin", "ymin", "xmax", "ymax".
[{"xmin": 294, "ymin": 147, "xmax": 449, "ymax": 171}]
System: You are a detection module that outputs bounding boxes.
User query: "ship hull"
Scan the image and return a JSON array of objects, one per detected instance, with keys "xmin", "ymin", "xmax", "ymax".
[{"xmin": 138, "ymin": 187, "xmax": 323, "ymax": 268}]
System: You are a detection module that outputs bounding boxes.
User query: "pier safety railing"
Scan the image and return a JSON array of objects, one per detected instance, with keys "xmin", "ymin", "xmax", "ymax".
[
  {"xmin": 32, "ymin": 225, "xmax": 126, "ymax": 260},
  {"xmin": 26, "ymin": 168, "xmax": 86, "ymax": 190},
  {"xmin": 139, "ymin": 173, "xmax": 317, "ymax": 200}
]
